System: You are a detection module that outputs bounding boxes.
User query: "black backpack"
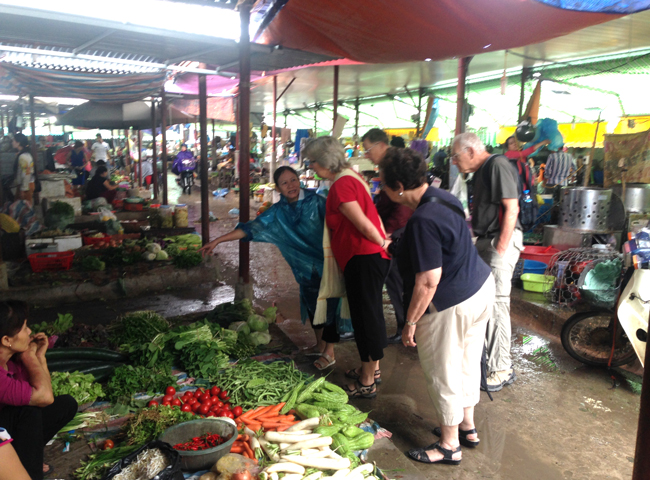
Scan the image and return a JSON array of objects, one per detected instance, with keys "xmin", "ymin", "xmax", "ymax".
[{"xmin": 483, "ymin": 155, "xmax": 538, "ymax": 232}]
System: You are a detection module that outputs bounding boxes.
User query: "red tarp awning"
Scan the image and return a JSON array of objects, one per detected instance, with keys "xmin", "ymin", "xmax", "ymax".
[{"xmin": 257, "ymin": 0, "xmax": 623, "ymax": 64}]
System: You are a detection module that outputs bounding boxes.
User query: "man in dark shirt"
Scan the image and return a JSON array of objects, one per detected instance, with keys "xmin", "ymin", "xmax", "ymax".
[
  {"xmin": 362, "ymin": 128, "xmax": 413, "ymax": 343},
  {"xmin": 451, "ymin": 132, "xmax": 523, "ymax": 393}
]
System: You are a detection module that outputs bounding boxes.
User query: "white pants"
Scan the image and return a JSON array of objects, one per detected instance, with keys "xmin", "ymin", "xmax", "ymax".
[{"xmin": 416, "ymin": 275, "xmax": 495, "ymax": 426}]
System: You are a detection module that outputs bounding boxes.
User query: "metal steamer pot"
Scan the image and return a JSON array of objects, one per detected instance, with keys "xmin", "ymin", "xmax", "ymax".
[
  {"xmin": 612, "ymin": 183, "xmax": 650, "ymax": 213},
  {"xmin": 559, "ymin": 187, "xmax": 612, "ymax": 233}
]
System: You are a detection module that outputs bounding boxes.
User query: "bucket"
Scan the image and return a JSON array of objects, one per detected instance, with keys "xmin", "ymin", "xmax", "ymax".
[{"xmin": 523, "ymin": 259, "xmax": 547, "ymax": 275}]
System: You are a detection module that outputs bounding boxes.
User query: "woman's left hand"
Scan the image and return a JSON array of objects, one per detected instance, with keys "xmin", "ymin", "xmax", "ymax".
[
  {"xmin": 31, "ymin": 333, "xmax": 49, "ymax": 358},
  {"xmin": 402, "ymin": 324, "xmax": 417, "ymax": 347}
]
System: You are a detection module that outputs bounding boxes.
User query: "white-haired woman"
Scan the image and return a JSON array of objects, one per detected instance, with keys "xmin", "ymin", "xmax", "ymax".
[{"xmin": 303, "ymin": 137, "xmax": 390, "ymax": 399}]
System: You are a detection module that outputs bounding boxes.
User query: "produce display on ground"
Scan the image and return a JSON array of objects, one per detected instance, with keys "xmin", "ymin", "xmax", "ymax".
[{"xmin": 39, "ymin": 302, "xmax": 382, "ymax": 480}]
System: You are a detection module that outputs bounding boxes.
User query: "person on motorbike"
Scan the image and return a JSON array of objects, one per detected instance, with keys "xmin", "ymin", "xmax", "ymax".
[{"xmin": 172, "ymin": 144, "xmax": 196, "ymax": 193}]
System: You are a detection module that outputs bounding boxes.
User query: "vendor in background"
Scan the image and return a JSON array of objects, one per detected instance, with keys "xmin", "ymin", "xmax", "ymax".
[
  {"xmin": 67, "ymin": 141, "xmax": 88, "ymax": 187},
  {"xmin": 0, "ymin": 301, "xmax": 78, "ymax": 480},
  {"xmin": 91, "ymin": 134, "xmax": 111, "ymax": 167},
  {"xmin": 503, "ymin": 136, "xmax": 550, "ymax": 165},
  {"xmin": 543, "ymin": 145, "xmax": 576, "ymax": 200},
  {"xmin": 85, "ymin": 165, "xmax": 118, "ymax": 203},
  {"xmin": 140, "ymin": 156, "xmax": 154, "ymax": 189},
  {"xmin": 11, "ymin": 133, "xmax": 35, "ymax": 204},
  {"xmin": 304, "ymin": 136, "xmax": 390, "ymax": 398},
  {"xmin": 199, "ymin": 166, "xmax": 342, "ymax": 370}
]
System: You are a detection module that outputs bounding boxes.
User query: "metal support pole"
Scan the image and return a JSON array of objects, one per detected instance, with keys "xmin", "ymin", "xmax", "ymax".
[
  {"xmin": 137, "ymin": 130, "xmax": 142, "ymax": 187},
  {"xmin": 583, "ymin": 112, "xmax": 602, "ymax": 187},
  {"xmin": 161, "ymin": 90, "xmax": 168, "ymax": 205},
  {"xmin": 29, "ymin": 95, "xmax": 37, "ymax": 163},
  {"xmin": 632, "ymin": 311, "xmax": 650, "ymax": 479},
  {"xmin": 518, "ymin": 67, "xmax": 532, "ymax": 122},
  {"xmin": 455, "ymin": 57, "xmax": 472, "ymax": 135},
  {"xmin": 199, "ymin": 74, "xmax": 210, "ymax": 246},
  {"xmin": 271, "ymin": 75, "xmax": 277, "ymax": 183},
  {"xmin": 237, "ymin": 0, "xmax": 252, "ymax": 296},
  {"xmin": 332, "ymin": 66, "xmax": 339, "ymax": 133},
  {"xmin": 415, "ymin": 87, "xmax": 424, "ymax": 138},
  {"xmin": 123, "ymin": 128, "xmax": 130, "ymax": 172},
  {"xmin": 151, "ymin": 100, "xmax": 159, "ymax": 199}
]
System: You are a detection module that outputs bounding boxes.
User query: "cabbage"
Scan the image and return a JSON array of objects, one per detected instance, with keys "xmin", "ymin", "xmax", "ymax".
[
  {"xmin": 228, "ymin": 321, "xmax": 251, "ymax": 335},
  {"xmin": 142, "ymin": 252, "xmax": 156, "ymax": 261},
  {"xmin": 250, "ymin": 331, "xmax": 271, "ymax": 346},
  {"xmin": 155, "ymin": 250, "xmax": 169, "ymax": 261},
  {"xmin": 263, "ymin": 306, "xmax": 277, "ymax": 324},
  {"xmin": 247, "ymin": 314, "xmax": 269, "ymax": 332},
  {"xmin": 147, "ymin": 243, "xmax": 162, "ymax": 254}
]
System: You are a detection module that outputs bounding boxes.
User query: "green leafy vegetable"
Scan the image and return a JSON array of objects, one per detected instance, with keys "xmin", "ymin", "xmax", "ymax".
[
  {"xmin": 75, "ymin": 444, "xmax": 139, "ymax": 480},
  {"xmin": 124, "ymin": 406, "xmax": 195, "ymax": 446},
  {"xmin": 106, "ymin": 365, "xmax": 176, "ymax": 404},
  {"xmin": 110, "ymin": 311, "xmax": 170, "ymax": 347},
  {"xmin": 172, "ymin": 250, "xmax": 203, "ymax": 269},
  {"xmin": 51, "ymin": 371, "xmax": 104, "ymax": 405},
  {"xmin": 31, "ymin": 313, "xmax": 74, "ymax": 336},
  {"xmin": 81, "ymin": 256, "xmax": 106, "ymax": 271}
]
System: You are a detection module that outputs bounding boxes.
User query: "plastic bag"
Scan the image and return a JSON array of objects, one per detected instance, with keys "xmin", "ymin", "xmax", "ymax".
[
  {"xmin": 103, "ymin": 441, "xmax": 183, "ymax": 480},
  {"xmin": 211, "ymin": 453, "xmax": 261, "ymax": 479},
  {"xmin": 523, "ymin": 118, "xmax": 564, "ymax": 155},
  {"xmin": 97, "ymin": 206, "xmax": 117, "ymax": 222}
]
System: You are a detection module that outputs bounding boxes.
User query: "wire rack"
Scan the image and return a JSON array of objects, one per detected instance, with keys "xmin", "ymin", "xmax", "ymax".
[{"xmin": 544, "ymin": 246, "xmax": 623, "ymax": 308}]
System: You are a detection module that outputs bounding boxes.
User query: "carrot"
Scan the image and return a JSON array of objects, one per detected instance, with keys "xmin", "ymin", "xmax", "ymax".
[
  {"xmin": 241, "ymin": 417, "xmax": 262, "ymax": 427},
  {"xmin": 276, "ymin": 424, "xmax": 291, "ymax": 432},
  {"xmin": 237, "ymin": 434, "xmax": 249, "ymax": 442},
  {"xmin": 268, "ymin": 402, "xmax": 286, "ymax": 415},
  {"xmin": 240, "ymin": 406, "xmax": 264, "ymax": 420},
  {"xmin": 230, "ymin": 446, "xmax": 244, "ymax": 453},
  {"xmin": 279, "ymin": 417, "xmax": 297, "ymax": 424},
  {"xmin": 248, "ymin": 405, "xmax": 274, "ymax": 420},
  {"xmin": 242, "ymin": 440, "xmax": 255, "ymax": 459},
  {"xmin": 262, "ymin": 421, "xmax": 286, "ymax": 429}
]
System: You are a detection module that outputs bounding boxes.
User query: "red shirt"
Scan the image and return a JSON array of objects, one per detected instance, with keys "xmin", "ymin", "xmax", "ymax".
[
  {"xmin": 504, "ymin": 145, "xmax": 536, "ymax": 161},
  {"xmin": 326, "ymin": 173, "xmax": 389, "ymax": 271},
  {"xmin": 0, "ymin": 359, "xmax": 33, "ymax": 411}
]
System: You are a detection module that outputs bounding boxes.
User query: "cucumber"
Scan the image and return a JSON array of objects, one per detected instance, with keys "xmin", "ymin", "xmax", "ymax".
[
  {"xmin": 48, "ymin": 359, "xmax": 109, "ymax": 372},
  {"xmin": 79, "ymin": 364, "xmax": 121, "ymax": 381},
  {"xmin": 46, "ymin": 348, "xmax": 127, "ymax": 362}
]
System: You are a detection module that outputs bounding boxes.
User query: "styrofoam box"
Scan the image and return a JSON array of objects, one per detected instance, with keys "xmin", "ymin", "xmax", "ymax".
[
  {"xmin": 25, "ymin": 234, "xmax": 82, "ymax": 255},
  {"xmin": 38, "ymin": 179, "xmax": 66, "ymax": 198},
  {"xmin": 44, "ymin": 197, "xmax": 82, "ymax": 216}
]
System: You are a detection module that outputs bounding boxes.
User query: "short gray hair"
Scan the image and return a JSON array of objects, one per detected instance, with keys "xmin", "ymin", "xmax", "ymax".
[
  {"xmin": 302, "ymin": 136, "xmax": 349, "ymax": 173},
  {"xmin": 453, "ymin": 132, "xmax": 485, "ymax": 153}
]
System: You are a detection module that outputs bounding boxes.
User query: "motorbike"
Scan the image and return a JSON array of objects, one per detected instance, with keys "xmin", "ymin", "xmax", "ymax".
[
  {"xmin": 561, "ymin": 266, "xmax": 649, "ymax": 367},
  {"xmin": 173, "ymin": 156, "xmax": 196, "ymax": 195}
]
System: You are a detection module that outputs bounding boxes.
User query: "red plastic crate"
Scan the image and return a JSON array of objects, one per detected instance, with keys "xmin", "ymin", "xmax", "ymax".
[
  {"xmin": 82, "ymin": 234, "xmax": 111, "ymax": 246},
  {"xmin": 28, "ymin": 251, "xmax": 75, "ymax": 272},
  {"xmin": 123, "ymin": 202, "xmax": 144, "ymax": 212}
]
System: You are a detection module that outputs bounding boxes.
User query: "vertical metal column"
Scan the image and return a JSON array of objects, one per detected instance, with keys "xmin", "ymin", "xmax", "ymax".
[
  {"xmin": 151, "ymin": 100, "xmax": 159, "ymax": 199},
  {"xmin": 415, "ymin": 87, "xmax": 423, "ymax": 138},
  {"xmin": 354, "ymin": 97, "xmax": 360, "ymax": 152},
  {"xmin": 161, "ymin": 90, "xmax": 168, "ymax": 205},
  {"xmin": 199, "ymin": 74, "xmax": 210, "ymax": 246},
  {"xmin": 123, "ymin": 128, "xmax": 130, "ymax": 172},
  {"xmin": 332, "ymin": 66, "xmax": 339, "ymax": 133},
  {"xmin": 238, "ymin": 0, "xmax": 252, "ymax": 292},
  {"xmin": 271, "ymin": 75, "xmax": 277, "ymax": 183},
  {"xmin": 518, "ymin": 67, "xmax": 532, "ymax": 122},
  {"xmin": 455, "ymin": 57, "xmax": 472, "ymax": 135},
  {"xmin": 137, "ymin": 130, "xmax": 142, "ymax": 187},
  {"xmin": 29, "ymin": 95, "xmax": 37, "ymax": 164}
]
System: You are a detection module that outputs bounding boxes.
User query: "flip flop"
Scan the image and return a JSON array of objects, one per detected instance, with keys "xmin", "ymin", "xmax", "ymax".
[
  {"xmin": 314, "ymin": 353, "xmax": 335, "ymax": 371},
  {"xmin": 343, "ymin": 380, "xmax": 377, "ymax": 399},
  {"xmin": 432, "ymin": 427, "xmax": 479, "ymax": 448},
  {"xmin": 345, "ymin": 368, "xmax": 382, "ymax": 384}
]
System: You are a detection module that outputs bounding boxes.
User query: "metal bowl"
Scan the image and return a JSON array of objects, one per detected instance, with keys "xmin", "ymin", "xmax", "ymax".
[{"xmin": 158, "ymin": 418, "xmax": 237, "ymax": 472}]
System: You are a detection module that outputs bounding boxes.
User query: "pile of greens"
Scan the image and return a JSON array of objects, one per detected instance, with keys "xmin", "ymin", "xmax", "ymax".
[
  {"xmin": 172, "ymin": 250, "xmax": 203, "ymax": 269},
  {"xmin": 31, "ymin": 313, "xmax": 73, "ymax": 336},
  {"xmin": 75, "ymin": 445, "xmax": 139, "ymax": 480},
  {"xmin": 51, "ymin": 371, "xmax": 104, "ymax": 405},
  {"xmin": 105, "ymin": 365, "xmax": 176, "ymax": 404},
  {"xmin": 110, "ymin": 311, "xmax": 170, "ymax": 347},
  {"xmin": 124, "ymin": 406, "xmax": 195, "ymax": 446}
]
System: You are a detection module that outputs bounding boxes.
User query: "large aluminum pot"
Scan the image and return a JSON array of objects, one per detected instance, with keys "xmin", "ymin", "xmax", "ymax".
[
  {"xmin": 559, "ymin": 187, "xmax": 612, "ymax": 232},
  {"xmin": 612, "ymin": 183, "xmax": 650, "ymax": 213}
]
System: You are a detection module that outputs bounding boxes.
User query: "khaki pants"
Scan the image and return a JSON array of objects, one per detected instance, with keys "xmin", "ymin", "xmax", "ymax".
[
  {"xmin": 416, "ymin": 275, "xmax": 495, "ymax": 426},
  {"xmin": 475, "ymin": 229, "xmax": 523, "ymax": 373}
]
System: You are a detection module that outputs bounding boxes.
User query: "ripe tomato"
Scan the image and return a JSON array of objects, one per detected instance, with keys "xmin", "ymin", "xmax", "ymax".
[
  {"xmin": 224, "ymin": 410, "xmax": 235, "ymax": 419},
  {"xmin": 194, "ymin": 388, "xmax": 205, "ymax": 398},
  {"xmin": 200, "ymin": 393, "xmax": 211, "ymax": 404},
  {"xmin": 210, "ymin": 386, "xmax": 221, "ymax": 396},
  {"xmin": 165, "ymin": 386, "xmax": 176, "ymax": 396},
  {"xmin": 206, "ymin": 412, "xmax": 215, "ymax": 417},
  {"xmin": 181, "ymin": 404, "xmax": 192, "ymax": 412},
  {"xmin": 232, "ymin": 406, "xmax": 243, "ymax": 417},
  {"xmin": 191, "ymin": 402, "xmax": 202, "ymax": 413},
  {"xmin": 187, "ymin": 397, "xmax": 198, "ymax": 405},
  {"xmin": 213, "ymin": 400, "xmax": 224, "ymax": 409},
  {"xmin": 172, "ymin": 398, "xmax": 182, "ymax": 407},
  {"xmin": 147, "ymin": 400, "xmax": 159, "ymax": 407},
  {"xmin": 210, "ymin": 404, "xmax": 221, "ymax": 412},
  {"xmin": 198, "ymin": 404, "xmax": 210, "ymax": 415},
  {"xmin": 162, "ymin": 395, "xmax": 174, "ymax": 404},
  {"xmin": 161, "ymin": 401, "xmax": 172, "ymax": 407},
  {"xmin": 218, "ymin": 390, "xmax": 229, "ymax": 400},
  {"xmin": 103, "ymin": 439, "xmax": 114, "ymax": 450}
]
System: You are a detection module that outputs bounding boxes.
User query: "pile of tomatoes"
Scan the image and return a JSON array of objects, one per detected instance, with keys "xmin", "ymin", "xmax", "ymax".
[{"xmin": 147, "ymin": 385, "xmax": 244, "ymax": 419}]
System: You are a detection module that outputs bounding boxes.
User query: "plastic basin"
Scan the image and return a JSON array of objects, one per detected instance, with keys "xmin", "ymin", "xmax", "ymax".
[
  {"xmin": 158, "ymin": 418, "xmax": 237, "ymax": 472},
  {"xmin": 520, "ymin": 246, "xmax": 560, "ymax": 265},
  {"xmin": 523, "ymin": 259, "xmax": 547, "ymax": 275},
  {"xmin": 520, "ymin": 273, "xmax": 555, "ymax": 293}
]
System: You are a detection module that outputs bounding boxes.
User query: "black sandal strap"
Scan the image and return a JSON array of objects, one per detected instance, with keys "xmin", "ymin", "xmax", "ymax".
[
  {"xmin": 459, "ymin": 428, "xmax": 477, "ymax": 436},
  {"xmin": 434, "ymin": 442, "xmax": 461, "ymax": 460}
]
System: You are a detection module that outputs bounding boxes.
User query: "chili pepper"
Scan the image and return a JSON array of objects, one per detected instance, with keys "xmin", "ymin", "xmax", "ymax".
[{"xmin": 172, "ymin": 432, "xmax": 226, "ymax": 451}]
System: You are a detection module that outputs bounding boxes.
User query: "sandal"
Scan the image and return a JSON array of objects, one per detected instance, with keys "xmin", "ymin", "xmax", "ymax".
[
  {"xmin": 314, "ymin": 353, "xmax": 335, "ymax": 371},
  {"xmin": 343, "ymin": 380, "xmax": 377, "ymax": 399},
  {"xmin": 432, "ymin": 427, "xmax": 479, "ymax": 448},
  {"xmin": 345, "ymin": 368, "xmax": 382, "ymax": 384},
  {"xmin": 407, "ymin": 442, "xmax": 461, "ymax": 465}
]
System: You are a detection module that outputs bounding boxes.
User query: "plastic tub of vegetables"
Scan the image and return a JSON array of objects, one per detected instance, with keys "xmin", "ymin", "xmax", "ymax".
[{"xmin": 159, "ymin": 418, "xmax": 237, "ymax": 471}]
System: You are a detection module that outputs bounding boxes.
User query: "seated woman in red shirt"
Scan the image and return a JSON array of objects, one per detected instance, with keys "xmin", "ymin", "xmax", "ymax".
[
  {"xmin": 303, "ymin": 137, "xmax": 390, "ymax": 399},
  {"xmin": 0, "ymin": 301, "xmax": 78, "ymax": 480}
]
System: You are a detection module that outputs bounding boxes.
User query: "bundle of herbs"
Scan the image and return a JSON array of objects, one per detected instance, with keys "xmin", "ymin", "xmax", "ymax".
[
  {"xmin": 106, "ymin": 365, "xmax": 177, "ymax": 404},
  {"xmin": 110, "ymin": 311, "xmax": 170, "ymax": 347},
  {"xmin": 51, "ymin": 371, "xmax": 105, "ymax": 405},
  {"xmin": 124, "ymin": 406, "xmax": 195, "ymax": 446},
  {"xmin": 31, "ymin": 313, "xmax": 73, "ymax": 337}
]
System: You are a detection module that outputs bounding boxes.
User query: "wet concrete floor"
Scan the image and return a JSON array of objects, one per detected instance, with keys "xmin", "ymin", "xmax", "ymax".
[{"xmin": 35, "ymin": 180, "xmax": 641, "ymax": 479}]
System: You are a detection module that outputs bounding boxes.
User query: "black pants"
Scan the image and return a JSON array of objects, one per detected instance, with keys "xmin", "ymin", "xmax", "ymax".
[
  {"xmin": 0, "ymin": 395, "xmax": 78, "ymax": 480},
  {"xmin": 307, "ymin": 298, "xmax": 340, "ymax": 344},
  {"xmin": 344, "ymin": 253, "xmax": 390, "ymax": 362},
  {"xmin": 384, "ymin": 256, "xmax": 405, "ymax": 334}
]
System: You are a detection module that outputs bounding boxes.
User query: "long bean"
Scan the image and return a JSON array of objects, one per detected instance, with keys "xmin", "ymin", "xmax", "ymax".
[{"xmin": 217, "ymin": 360, "xmax": 311, "ymax": 409}]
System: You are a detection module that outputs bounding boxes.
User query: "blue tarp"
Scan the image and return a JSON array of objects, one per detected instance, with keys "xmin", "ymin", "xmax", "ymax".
[{"xmin": 533, "ymin": 0, "xmax": 650, "ymax": 13}]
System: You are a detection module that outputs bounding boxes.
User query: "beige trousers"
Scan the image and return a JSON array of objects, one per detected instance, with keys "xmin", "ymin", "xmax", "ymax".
[{"xmin": 416, "ymin": 275, "xmax": 495, "ymax": 426}]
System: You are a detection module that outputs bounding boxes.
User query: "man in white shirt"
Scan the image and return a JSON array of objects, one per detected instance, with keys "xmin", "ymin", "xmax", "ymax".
[{"xmin": 91, "ymin": 134, "xmax": 111, "ymax": 165}]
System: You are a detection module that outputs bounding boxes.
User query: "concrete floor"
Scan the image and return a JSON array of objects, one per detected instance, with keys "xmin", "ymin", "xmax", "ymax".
[{"xmin": 36, "ymin": 179, "xmax": 642, "ymax": 479}]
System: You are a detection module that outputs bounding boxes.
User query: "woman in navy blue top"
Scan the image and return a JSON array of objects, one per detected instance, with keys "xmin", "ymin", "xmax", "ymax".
[{"xmin": 67, "ymin": 141, "xmax": 87, "ymax": 186}]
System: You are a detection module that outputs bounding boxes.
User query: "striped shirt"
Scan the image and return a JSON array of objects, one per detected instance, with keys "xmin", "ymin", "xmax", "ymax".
[{"xmin": 545, "ymin": 152, "xmax": 576, "ymax": 186}]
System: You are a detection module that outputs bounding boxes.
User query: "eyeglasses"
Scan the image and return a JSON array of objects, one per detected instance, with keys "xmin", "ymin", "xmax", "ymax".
[
  {"xmin": 450, "ymin": 147, "xmax": 468, "ymax": 161},
  {"xmin": 364, "ymin": 143, "xmax": 379, "ymax": 154}
]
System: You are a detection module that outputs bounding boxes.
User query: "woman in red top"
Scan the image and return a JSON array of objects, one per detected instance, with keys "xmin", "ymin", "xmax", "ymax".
[
  {"xmin": 0, "ymin": 301, "xmax": 78, "ymax": 480},
  {"xmin": 504, "ymin": 136, "xmax": 550, "ymax": 162},
  {"xmin": 304, "ymin": 137, "xmax": 390, "ymax": 399}
]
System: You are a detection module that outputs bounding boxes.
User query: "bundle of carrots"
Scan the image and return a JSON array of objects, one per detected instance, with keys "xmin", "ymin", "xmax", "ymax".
[
  {"xmin": 230, "ymin": 433, "xmax": 257, "ymax": 461},
  {"xmin": 235, "ymin": 402, "xmax": 300, "ymax": 432}
]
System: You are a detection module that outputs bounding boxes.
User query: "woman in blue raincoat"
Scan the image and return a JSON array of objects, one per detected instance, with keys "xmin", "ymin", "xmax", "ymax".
[{"xmin": 199, "ymin": 166, "xmax": 341, "ymax": 371}]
